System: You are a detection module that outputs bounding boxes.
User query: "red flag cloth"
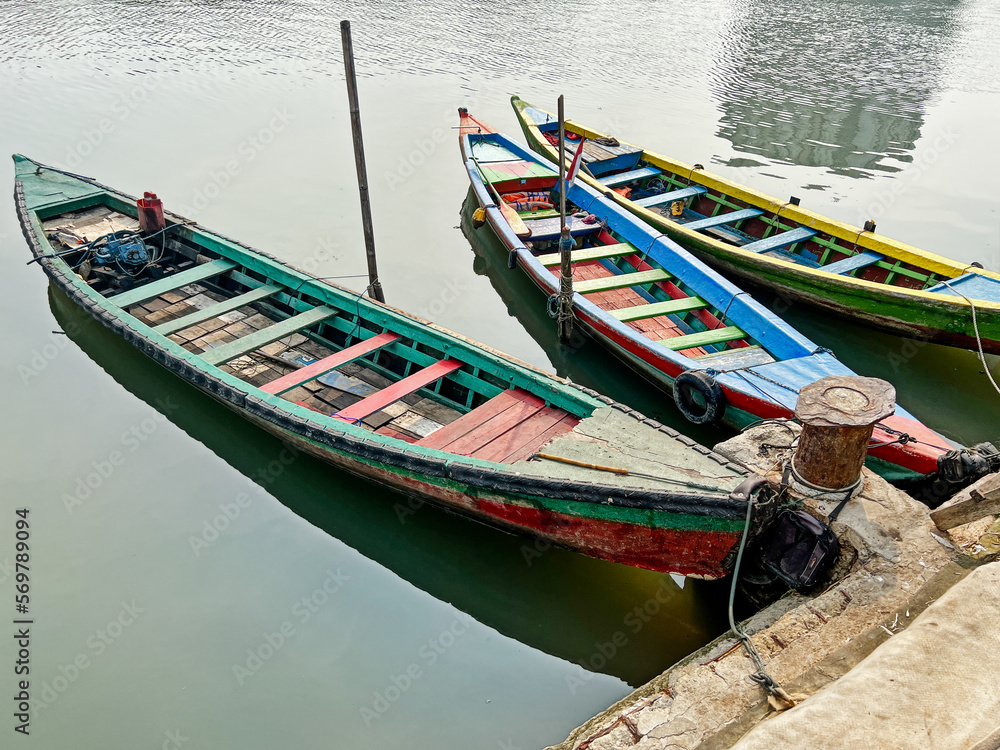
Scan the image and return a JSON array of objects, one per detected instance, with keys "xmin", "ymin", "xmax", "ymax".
[{"xmin": 565, "ymin": 138, "xmax": 586, "ymax": 192}]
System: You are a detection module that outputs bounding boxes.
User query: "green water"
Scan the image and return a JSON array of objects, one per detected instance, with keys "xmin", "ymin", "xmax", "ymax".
[{"xmin": 1, "ymin": 1, "xmax": 998, "ymax": 748}]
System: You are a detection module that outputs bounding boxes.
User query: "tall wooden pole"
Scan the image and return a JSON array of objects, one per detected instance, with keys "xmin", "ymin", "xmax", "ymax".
[
  {"xmin": 341, "ymin": 20, "xmax": 385, "ymax": 303},
  {"xmin": 556, "ymin": 95, "xmax": 574, "ymax": 342}
]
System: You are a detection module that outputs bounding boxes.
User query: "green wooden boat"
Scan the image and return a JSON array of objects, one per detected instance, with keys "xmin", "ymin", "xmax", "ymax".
[
  {"xmin": 512, "ymin": 96, "xmax": 1000, "ymax": 355},
  {"xmin": 13, "ymin": 153, "xmax": 771, "ymax": 578}
]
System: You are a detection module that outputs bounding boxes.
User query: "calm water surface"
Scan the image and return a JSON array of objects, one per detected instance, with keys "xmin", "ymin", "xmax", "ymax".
[{"xmin": 1, "ymin": 1, "xmax": 998, "ymax": 748}]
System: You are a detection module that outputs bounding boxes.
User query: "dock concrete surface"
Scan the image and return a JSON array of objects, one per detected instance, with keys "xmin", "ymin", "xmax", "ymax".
[{"xmin": 546, "ymin": 423, "xmax": 1000, "ymax": 750}]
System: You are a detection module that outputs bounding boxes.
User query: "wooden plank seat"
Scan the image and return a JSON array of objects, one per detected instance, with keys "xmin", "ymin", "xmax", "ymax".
[
  {"xmin": 153, "ymin": 284, "xmax": 282, "ymax": 335},
  {"xmin": 415, "ymin": 388, "xmax": 579, "ymax": 464},
  {"xmin": 659, "ymin": 325, "xmax": 746, "ymax": 351},
  {"xmin": 682, "ymin": 208, "xmax": 763, "ymax": 232},
  {"xmin": 260, "ymin": 331, "xmax": 401, "ymax": 395},
  {"xmin": 692, "ymin": 344, "xmax": 775, "ymax": 369},
  {"xmin": 741, "ymin": 227, "xmax": 817, "ymax": 254},
  {"xmin": 536, "ymin": 243, "xmax": 632, "ymax": 266},
  {"xmin": 522, "ymin": 215, "xmax": 603, "ymax": 241},
  {"xmin": 822, "ymin": 250, "xmax": 886, "ymax": 275},
  {"xmin": 574, "ymin": 268, "xmax": 671, "ymax": 294},
  {"xmin": 200, "ymin": 306, "xmax": 336, "ymax": 366},
  {"xmin": 333, "ymin": 359, "xmax": 462, "ymax": 422},
  {"xmin": 111, "ymin": 258, "xmax": 237, "ymax": 307},
  {"xmin": 610, "ymin": 296, "xmax": 709, "ymax": 322},
  {"xmin": 635, "ymin": 185, "xmax": 708, "ymax": 208},
  {"xmin": 598, "ymin": 166, "xmax": 662, "ymax": 187}
]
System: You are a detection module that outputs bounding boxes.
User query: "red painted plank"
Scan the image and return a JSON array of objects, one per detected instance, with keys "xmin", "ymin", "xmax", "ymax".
[
  {"xmin": 334, "ymin": 359, "xmax": 462, "ymax": 422},
  {"xmin": 495, "ymin": 413, "xmax": 581, "ymax": 464},
  {"xmin": 469, "ymin": 406, "xmax": 568, "ymax": 463},
  {"xmin": 440, "ymin": 394, "xmax": 547, "ymax": 455},
  {"xmin": 261, "ymin": 332, "xmax": 400, "ymax": 395},
  {"xmin": 415, "ymin": 389, "xmax": 528, "ymax": 450}
]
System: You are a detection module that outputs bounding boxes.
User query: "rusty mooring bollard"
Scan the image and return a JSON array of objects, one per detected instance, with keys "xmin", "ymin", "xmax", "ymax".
[{"xmin": 792, "ymin": 376, "xmax": 896, "ymax": 491}]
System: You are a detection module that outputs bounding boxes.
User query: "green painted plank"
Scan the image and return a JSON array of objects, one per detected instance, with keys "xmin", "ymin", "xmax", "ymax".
[
  {"xmin": 537, "ymin": 243, "xmax": 634, "ymax": 266},
  {"xmin": 574, "ymin": 268, "xmax": 671, "ymax": 294},
  {"xmin": 153, "ymin": 284, "xmax": 282, "ymax": 335},
  {"xmin": 611, "ymin": 296, "xmax": 709, "ymax": 322},
  {"xmin": 658, "ymin": 326, "xmax": 746, "ymax": 350},
  {"xmin": 109, "ymin": 259, "xmax": 237, "ymax": 308},
  {"xmin": 200, "ymin": 306, "xmax": 336, "ymax": 366}
]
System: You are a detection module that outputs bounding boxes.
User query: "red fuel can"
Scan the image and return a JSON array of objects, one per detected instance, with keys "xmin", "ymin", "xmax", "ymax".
[{"xmin": 137, "ymin": 191, "xmax": 166, "ymax": 234}]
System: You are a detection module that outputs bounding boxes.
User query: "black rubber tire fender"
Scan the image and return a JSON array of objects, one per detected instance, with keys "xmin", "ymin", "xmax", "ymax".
[{"xmin": 673, "ymin": 369, "xmax": 725, "ymax": 425}]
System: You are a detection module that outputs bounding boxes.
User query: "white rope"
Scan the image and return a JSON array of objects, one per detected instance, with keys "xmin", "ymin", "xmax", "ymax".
[{"xmin": 940, "ymin": 278, "xmax": 1000, "ymax": 398}]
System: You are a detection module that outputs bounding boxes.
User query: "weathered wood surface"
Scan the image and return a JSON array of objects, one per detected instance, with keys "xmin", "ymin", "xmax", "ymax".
[
  {"xmin": 111, "ymin": 258, "xmax": 237, "ymax": 307},
  {"xmin": 931, "ymin": 472, "xmax": 1000, "ymax": 530},
  {"xmin": 200, "ymin": 306, "xmax": 336, "ymax": 366},
  {"xmin": 153, "ymin": 284, "xmax": 281, "ymax": 335}
]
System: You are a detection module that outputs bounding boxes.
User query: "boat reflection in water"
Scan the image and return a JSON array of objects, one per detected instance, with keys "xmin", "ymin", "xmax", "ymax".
[
  {"xmin": 712, "ymin": 0, "xmax": 963, "ymax": 177},
  {"xmin": 49, "ymin": 282, "xmax": 731, "ymax": 688}
]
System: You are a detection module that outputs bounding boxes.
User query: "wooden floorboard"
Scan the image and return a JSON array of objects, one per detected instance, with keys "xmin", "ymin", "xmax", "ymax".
[
  {"xmin": 442, "ymin": 396, "xmax": 547, "ymax": 455},
  {"xmin": 500, "ymin": 414, "xmax": 581, "ymax": 464},
  {"xmin": 415, "ymin": 390, "xmax": 528, "ymax": 450},
  {"xmin": 469, "ymin": 406, "xmax": 568, "ymax": 463}
]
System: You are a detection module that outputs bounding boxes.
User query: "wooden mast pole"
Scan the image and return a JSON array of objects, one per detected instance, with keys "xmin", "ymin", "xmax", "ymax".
[
  {"xmin": 340, "ymin": 20, "xmax": 385, "ymax": 303},
  {"xmin": 556, "ymin": 95, "xmax": 574, "ymax": 343}
]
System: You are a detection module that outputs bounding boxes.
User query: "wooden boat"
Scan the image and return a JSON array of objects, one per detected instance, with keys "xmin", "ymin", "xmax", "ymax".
[
  {"xmin": 511, "ymin": 96, "xmax": 1000, "ymax": 356},
  {"xmin": 13, "ymin": 153, "xmax": 773, "ymax": 579},
  {"xmin": 458, "ymin": 110, "xmax": 967, "ymax": 486}
]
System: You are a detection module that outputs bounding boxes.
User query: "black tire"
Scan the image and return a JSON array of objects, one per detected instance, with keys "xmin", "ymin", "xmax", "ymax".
[{"xmin": 673, "ymin": 370, "xmax": 725, "ymax": 425}]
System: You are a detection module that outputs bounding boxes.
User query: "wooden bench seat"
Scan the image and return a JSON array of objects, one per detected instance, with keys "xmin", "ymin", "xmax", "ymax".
[
  {"xmin": 659, "ymin": 325, "xmax": 746, "ymax": 351},
  {"xmin": 112, "ymin": 258, "xmax": 237, "ymax": 307},
  {"xmin": 742, "ymin": 227, "xmax": 817, "ymax": 254},
  {"xmin": 200, "ymin": 306, "xmax": 336, "ymax": 366},
  {"xmin": 598, "ymin": 166, "xmax": 662, "ymax": 187},
  {"xmin": 574, "ymin": 268, "xmax": 671, "ymax": 294},
  {"xmin": 822, "ymin": 250, "xmax": 885, "ymax": 275},
  {"xmin": 682, "ymin": 208, "xmax": 763, "ymax": 232},
  {"xmin": 153, "ymin": 284, "xmax": 281, "ymax": 335},
  {"xmin": 536, "ymin": 243, "xmax": 632, "ymax": 266},
  {"xmin": 260, "ymin": 332, "xmax": 401, "ymax": 395},
  {"xmin": 334, "ymin": 359, "xmax": 462, "ymax": 422},
  {"xmin": 610, "ymin": 296, "xmax": 708, "ymax": 322},
  {"xmin": 634, "ymin": 185, "xmax": 708, "ymax": 208}
]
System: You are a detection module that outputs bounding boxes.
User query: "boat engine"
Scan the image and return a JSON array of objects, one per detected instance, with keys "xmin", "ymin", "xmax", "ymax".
[
  {"xmin": 91, "ymin": 231, "xmax": 150, "ymax": 268},
  {"xmin": 77, "ymin": 230, "xmax": 153, "ymax": 290}
]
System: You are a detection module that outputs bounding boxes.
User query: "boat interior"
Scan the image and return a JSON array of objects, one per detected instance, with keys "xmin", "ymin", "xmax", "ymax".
[
  {"xmin": 471, "ymin": 140, "xmax": 776, "ymax": 371},
  {"xmin": 532, "ymin": 119, "xmax": 997, "ymax": 297},
  {"xmin": 41, "ymin": 203, "xmax": 583, "ymax": 460}
]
